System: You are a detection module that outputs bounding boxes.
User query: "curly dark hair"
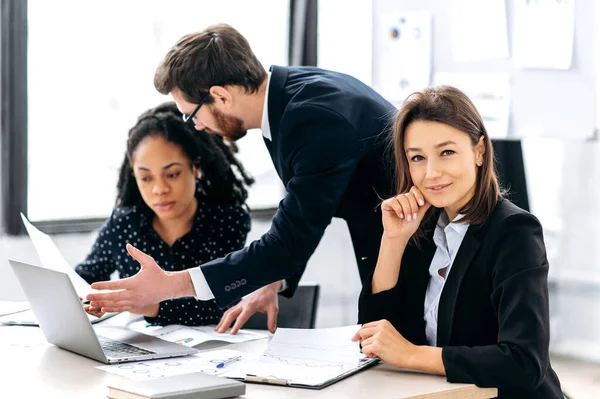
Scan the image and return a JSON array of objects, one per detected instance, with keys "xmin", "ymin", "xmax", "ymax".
[{"xmin": 116, "ymin": 102, "xmax": 254, "ymax": 208}]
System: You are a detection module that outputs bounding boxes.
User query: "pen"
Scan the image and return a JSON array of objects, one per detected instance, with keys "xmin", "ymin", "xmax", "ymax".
[
  {"xmin": 79, "ymin": 297, "xmax": 90, "ymax": 305},
  {"xmin": 216, "ymin": 355, "xmax": 242, "ymax": 369},
  {"xmin": 245, "ymin": 374, "xmax": 289, "ymax": 385}
]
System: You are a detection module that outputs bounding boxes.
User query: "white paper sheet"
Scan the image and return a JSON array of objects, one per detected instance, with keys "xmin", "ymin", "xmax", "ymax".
[
  {"xmin": 372, "ymin": 11, "xmax": 432, "ymax": 104},
  {"xmin": 239, "ymin": 325, "xmax": 367, "ymax": 385},
  {"xmin": 451, "ymin": 0, "xmax": 509, "ymax": 62},
  {"xmin": 434, "ymin": 72, "xmax": 511, "ymax": 138},
  {"xmin": 20, "ymin": 213, "xmax": 93, "ymax": 298},
  {"xmin": 125, "ymin": 318, "xmax": 268, "ymax": 347},
  {"xmin": 262, "ymin": 325, "xmax": 362, "ymax": 367},
  {"xmin": 97, "ymin": 349, "xmax": 257, "ymax": 381},
  {"xmin": 0, "ymin": 301, "xmax": 29, "ymax": 317},
  {"xmin": 512, "ymin": 0, "xmax": 574, "ymax": 69}
]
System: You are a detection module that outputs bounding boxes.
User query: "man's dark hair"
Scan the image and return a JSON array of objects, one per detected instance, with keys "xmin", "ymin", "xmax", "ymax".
[
  {"xmin": 116, "ymin": 102, "xmax": 254, "ymax": 208},
  {"xmin": 154, "ymin": 23, "xmax": 267, "ymax": 104}
]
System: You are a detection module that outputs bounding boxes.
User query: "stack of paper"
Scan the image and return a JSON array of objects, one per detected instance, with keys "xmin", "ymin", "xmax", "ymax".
[{"xmin": 98, "ymin": 325, "xmax": 374, "ymax": 389}]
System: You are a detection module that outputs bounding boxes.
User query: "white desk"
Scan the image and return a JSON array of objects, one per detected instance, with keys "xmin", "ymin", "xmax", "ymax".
[{"xmin": 0, "ymin": 320, "xmax": 497, "ymax": 398}]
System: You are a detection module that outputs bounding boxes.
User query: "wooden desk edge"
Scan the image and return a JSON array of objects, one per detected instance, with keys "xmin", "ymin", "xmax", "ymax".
[{"xmin": 409, "ymin": 385, "xmax": 498, "ymax": 399}]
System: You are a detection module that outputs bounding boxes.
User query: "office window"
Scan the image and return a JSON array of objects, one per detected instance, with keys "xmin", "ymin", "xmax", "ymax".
[
  {"xmin": 27, "ymin": 0, "xmax": 289, "ymax": 223},
  {"xmin": 317, "ymin": 0, "xmax": 372, "ymax": 85}
]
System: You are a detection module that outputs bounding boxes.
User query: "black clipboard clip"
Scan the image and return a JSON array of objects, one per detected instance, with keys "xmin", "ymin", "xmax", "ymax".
[{"xmin": 244, "ymin": 374, "xmax": 290, "ymax": 386}]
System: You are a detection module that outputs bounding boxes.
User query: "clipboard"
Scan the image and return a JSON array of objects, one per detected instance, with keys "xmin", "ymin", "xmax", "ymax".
[{"xmin": 241, "ymin": 357, "xmax": 379, "ymax": 390}]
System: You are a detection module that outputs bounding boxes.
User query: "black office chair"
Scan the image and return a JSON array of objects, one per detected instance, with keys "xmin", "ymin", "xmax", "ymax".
[
  {"xmin": 492, "ymin": 139, "xmax": 530, "ymax": 212},
  {"xmin": 243, "ymin": 284, "xmax": 320, "ymax": 330}
]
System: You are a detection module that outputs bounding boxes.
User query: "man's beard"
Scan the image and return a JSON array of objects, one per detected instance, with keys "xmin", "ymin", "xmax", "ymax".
[{"xmin": 211, "ymin": 107, "xmax": 247, "ymax": 141}]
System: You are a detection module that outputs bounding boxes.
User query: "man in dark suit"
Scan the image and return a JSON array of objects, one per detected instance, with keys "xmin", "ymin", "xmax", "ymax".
[{"xmin": 87, "ymin": 23, "xmax": 396, "ymax": 333}]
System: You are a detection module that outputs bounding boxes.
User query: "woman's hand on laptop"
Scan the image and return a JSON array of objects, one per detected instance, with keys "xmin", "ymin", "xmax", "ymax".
[
  {"xmin": 86, "ymin": 243, "xmax": 196, "ymax": 313},
  {"xmin": 83, "ymin": 303, "xmax": 158, "ymax": 318},
  {"xmin": 83, "ymin": 304, "xmax": 105, "ymax": 318}
]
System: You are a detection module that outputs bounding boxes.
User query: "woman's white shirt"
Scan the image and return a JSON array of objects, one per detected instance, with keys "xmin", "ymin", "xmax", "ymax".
[{"xmin": 423, "ymin": 213, "xmax": 469, "ymax": 346}]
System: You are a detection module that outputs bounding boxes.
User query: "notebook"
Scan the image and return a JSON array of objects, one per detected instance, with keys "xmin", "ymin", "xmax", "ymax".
[{"xmin": 106, "ymin": 372, "xmax": 245, "ymax": 399}]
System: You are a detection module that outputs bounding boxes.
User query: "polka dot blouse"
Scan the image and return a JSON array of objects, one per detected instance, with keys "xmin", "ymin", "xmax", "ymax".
[{"xmin": 75, "ymin": 194, "xmax": 250, "ymax": 326}]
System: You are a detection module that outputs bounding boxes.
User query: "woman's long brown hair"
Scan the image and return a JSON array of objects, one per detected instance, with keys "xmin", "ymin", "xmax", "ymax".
[{"xmin": 392, "ymin": 86, "xmax": 504, "ymax": 243}]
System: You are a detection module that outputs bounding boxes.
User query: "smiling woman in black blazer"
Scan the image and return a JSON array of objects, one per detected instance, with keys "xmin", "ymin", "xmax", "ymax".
[{"xmin": 352, "ymin": 86, "xmax": 563, "ymax": 398}]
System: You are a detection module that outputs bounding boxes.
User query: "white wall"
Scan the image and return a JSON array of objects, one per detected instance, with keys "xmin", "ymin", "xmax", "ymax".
[{"xmin": 375, "ymin": 0, "xmax": 597, "ymax": 139}]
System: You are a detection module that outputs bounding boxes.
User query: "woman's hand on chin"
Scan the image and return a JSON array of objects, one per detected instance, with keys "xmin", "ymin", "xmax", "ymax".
[{"xmin": 381, "ymin": 186, "xmax": 431, "ymax": 241}]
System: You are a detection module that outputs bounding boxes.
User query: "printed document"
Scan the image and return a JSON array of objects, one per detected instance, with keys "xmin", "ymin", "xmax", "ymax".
[{"xmin": 126, "ymin": 318, "xmax": 268, "ymax": 347}]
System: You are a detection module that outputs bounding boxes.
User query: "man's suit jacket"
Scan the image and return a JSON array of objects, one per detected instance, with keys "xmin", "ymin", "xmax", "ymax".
[
  {"xmin": 201, "ymin": 66, "xmax": 396, "ymax": 306},
  {"xmin": 358, "ymin": 199, "xmax": 563, "ymax": 399}
]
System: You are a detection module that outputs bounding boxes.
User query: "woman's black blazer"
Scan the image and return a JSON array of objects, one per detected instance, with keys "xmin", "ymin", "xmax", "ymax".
[{"xmin": 358, "ymin": 199, "xmax": 563, "ymax": 399}]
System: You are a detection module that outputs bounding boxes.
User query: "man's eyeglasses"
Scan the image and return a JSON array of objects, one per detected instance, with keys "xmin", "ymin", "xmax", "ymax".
[{"xmin": 182, "ymin": 94, "xmax": 209, "ymax": 124}]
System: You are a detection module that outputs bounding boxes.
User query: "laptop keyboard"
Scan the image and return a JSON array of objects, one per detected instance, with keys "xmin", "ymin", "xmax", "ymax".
[{"xmin": 98, "ymin": 335, "xmax": 155, "ymax": 358}]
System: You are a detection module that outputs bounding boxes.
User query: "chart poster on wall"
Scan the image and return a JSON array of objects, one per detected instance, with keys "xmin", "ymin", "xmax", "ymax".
[
  {"xmin": 512, "ymin": 0, "xmax": 574, "ymax": 69},
  {"xmin": 434, "ymin": 72, "xmax": 511, "ymax": 139},
  {"xmin": 372, "ymin": 11, "xmax": 432, "ymax": 105}
]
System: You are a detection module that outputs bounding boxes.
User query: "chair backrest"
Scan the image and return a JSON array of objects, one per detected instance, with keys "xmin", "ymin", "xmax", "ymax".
[
  {"xmin": 244, "ymin": 284, "xmax": 320, "ymax": 330},
  {"xmin": 492, "ymin": 139, "xmax": 530, "ymax": 212}
]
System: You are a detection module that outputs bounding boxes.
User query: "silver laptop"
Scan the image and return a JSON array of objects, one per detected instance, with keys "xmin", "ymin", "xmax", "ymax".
[{"xmin": 9, "ymin": 259, "xmax": 198, "ymax": 364}]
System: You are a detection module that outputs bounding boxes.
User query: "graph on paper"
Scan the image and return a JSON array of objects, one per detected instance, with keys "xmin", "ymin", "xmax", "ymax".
[
  {"xmin": 260, "ymin": 325, "xmax": 364, "ymax": 370},
  {"xmin": 240, "ymin": 325, "xmax": 372, "ymax": 386}
]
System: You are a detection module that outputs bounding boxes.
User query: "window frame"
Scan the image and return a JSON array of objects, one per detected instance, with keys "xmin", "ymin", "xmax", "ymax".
[{"xmin": 1, "ymin": 0, "xmax": 28, "ymax": 235}]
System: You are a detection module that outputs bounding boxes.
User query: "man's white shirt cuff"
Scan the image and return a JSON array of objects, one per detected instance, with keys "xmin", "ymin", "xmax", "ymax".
[
  {"xmin": 279, "ymin": 279, "xmax": 288, "ymax": 293},
  {"xmin": 188, "ymin": 268, "xmax": 215, "ymax": 300}
]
